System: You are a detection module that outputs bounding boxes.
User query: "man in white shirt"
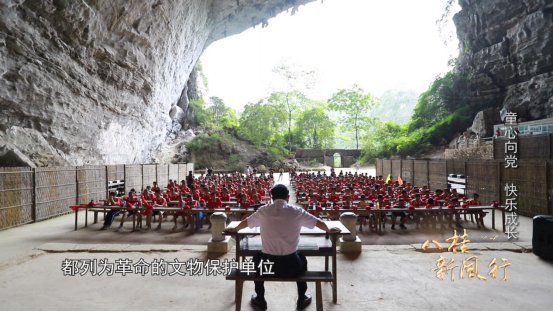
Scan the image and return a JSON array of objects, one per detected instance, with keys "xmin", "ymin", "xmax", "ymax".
[{"xmin": 227, "ymin": 184, "xmax": 340, "ymax": 310}]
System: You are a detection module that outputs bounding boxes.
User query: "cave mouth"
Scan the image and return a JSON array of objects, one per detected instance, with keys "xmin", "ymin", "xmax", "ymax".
[{"xmin": 200, "ymin": 0, "xmax": 460, "ymax": 114}]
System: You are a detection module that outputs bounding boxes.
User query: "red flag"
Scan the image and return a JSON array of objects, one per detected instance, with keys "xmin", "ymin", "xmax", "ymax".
[{"xmin": 397, "ymin": 176, "xmax": 404, "ymax": 185}]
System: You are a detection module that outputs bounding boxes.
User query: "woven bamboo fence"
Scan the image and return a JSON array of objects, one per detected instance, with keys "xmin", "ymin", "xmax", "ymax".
[
  {"xmin": 413, "ymin": 160, "xmax": 429, "ymax": 188},
  {"xmin": 77, "ymin": 165, "xmax": 107, "ymax": 204},
  {"xmin": 382, "ymin": 159, "xmax": 392, "ymax": 177},
  {"xmin": 186, "ymin": 163, "xmax": 195, "ymax": 174},
  {"xmin": 106, "ymin": 165, "xmax": 124, "ymax": 181},
  {"xmin": 35, "ymin": 167, "xmax": 77, "ymax": 221},
  {"xmin": 428, "ymin": 160, "xmax": 447, "ymax": 190},
  {"xmin": 391, "ymin": 159, "xmax": 402, "ymax": 179},
  {"xmin": 500, "ymin": 161, "xmax": 548, "ymax": 216},
  {"xmin": 0, "ymin": 163, "xmax": 194, "ymax": 230},
  {"xmin": 0, "ymin": 167, "xmax": 34, "ymax": 229},
  {"xmin": 376, "ymin": 159, "xmax": 383, "ymax": 177},
  {"xmin": 169, "ymin": 164, "xmax": 179, "ymax": 182},
  {"xmin": 156, "ymin": 164, "xmax": 169, "ymax": 189},
  {"xmin": 494, "ymin": 134, "xmax": 552, "ymax": 160},
  {"xmin": 142, "ymin": 164, "xmax": 156, "ymax": 190},
  {"xmin": 401, "ymin": 159, "xmax": 414, "ymax": 185},
  {"xmin": 124, "ymin": 165, "xmax": 142, "ymax": 194},
  {"xmin": 376, "ymin": 158, "xmax": 552, "ymax": 217}
]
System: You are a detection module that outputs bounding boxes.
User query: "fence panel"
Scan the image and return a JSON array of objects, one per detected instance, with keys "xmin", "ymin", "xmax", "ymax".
[
  {"xmin": 124, "ymin": 165, "xmax": 142, "ymax": 194},
  {"xmin": 35, "ymin": 167, "xmax": 76, "ymax": 221},
  {"xmin": 77, "ymin": 165, "xmax": 107, "ymax": 204},
  {"xmin": 106, "ymin": 165, "xmax": 124, "ymax": 181},
  {"xmin": 0, "ymin": 167, "xmax": 34, "ymax": 230},
  {"xmin": 428, "ymin": 160, "xmax": 447, "ymax": 190},
  {"xmin": 142, "ymin": 164, "xmax": 156, "ymax": 191},
  {"xmin": 186, "ymin": 163, "xmax": 195, "ymax": 174},
  {"xmin": 501, "ymin": 161, "xmax": 548, "ymax": 217},
  {"xmin": 391, "ymin": 160, "xmax": 402, "ymax": 179},
  {"xmin": 169, "ymin": 164, "xmax": 179, "ymax": 182},
  {"xmin": 376, "ymin": 159, "xmax": 383, "ymax": 177},
  {"xmin": 413, "ymin": 160, "xmax": 429, "ymax": 188},
  {"xmin": 446, "ymin": 160, "xmax": 466, "ymax": 176},
  {"xmin": 466, "ymin": 161, "xmax": 499, "ymax": 205},
  {"xmin": 156, "ymin": 164, "xmax": 169, "ymax": 189},
  {"xmin": 401, "ymin": 160, "xmax": 414, "ymax": 185},
  {"xmin": 382, "ymin": 160, "xmax": 392, "ymax": 177},
  {"xmin": 519, "ymin": 134, "xmax": 551, "ymax": 159},
  {"xmin": 548, "ymin": 162, "xmax": 553, "ymax": 215},
  {"xmin": 179, "ymin": 163, "xmax": 188, "ymax": 181}
]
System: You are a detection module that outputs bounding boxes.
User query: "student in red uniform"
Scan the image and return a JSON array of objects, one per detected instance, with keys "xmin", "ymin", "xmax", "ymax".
[
  {"xmin": 409, "ymin": 193, "xmax": 425, "ymax": 229},
  {"xmin": 171, "ymin": 195, "xmax": 188, "ymax": 231},
  {"xmin": 147, "ymin": 190, "xmax": 166, "ymax": 231},
  {"xmin": 151, "ymin": 181, "xmax": 160, "ymax": 193},
  {"xmin": 179, "ymin": 180, "xmax": 191, "ymax": 194},
  {"xmin": 391, "ymin": 197, "xmax": 407, "ymax": 230},
  {"xmin": 100, "ymin": 191, "xmax": 123, "ymax": 230},
  {"xmin": 221, "ymin": 187, "xmax": 231, "ymax": 202},
  {"xmin": 468, "ymin": 193, "xmax": 486, "ymax": 228},
  {"xmin": 117, "ymin": 189, "xmax": 140, "ymax": 232},
  {"xmin": 207, "ymin": 192, "xmax": 222, "ymax": 209}
]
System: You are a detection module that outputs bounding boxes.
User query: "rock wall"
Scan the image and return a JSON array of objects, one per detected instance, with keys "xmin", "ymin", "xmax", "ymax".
[
  {"xmin": 0, "ymin": 0, "xmax": 311, "ymax": 167},
  {"xmin": 454, "ymin": 0, "xmax": 553, "ymax": 121}
]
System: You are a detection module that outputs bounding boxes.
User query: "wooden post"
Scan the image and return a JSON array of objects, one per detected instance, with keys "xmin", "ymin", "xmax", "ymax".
[
  {"xmin": 495, "ymin": 161, "xmax": 502, "ymax": 231},
  {"xmin": 32, "ymin": 167, "xmax": 37, "ymax": 222},
  {"xmin": 426, "ymin": 160, "xmax": 430, "ymax": 189},
  {"xmin": 105, "ymin": 166, "xmax": 109, "ymax": 197},
  {"xmin": 546, "ymin": 161, "xmax": 552, "ymax": 215},
  {"xmin": 464, "ymin": 161, "xmax": 468, "ymax": 195}
]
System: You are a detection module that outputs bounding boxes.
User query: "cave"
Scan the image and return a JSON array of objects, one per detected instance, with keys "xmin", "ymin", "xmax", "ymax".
[{"xmin": 1, "ymin": 0, "xmax": 553, "ymax": 167}]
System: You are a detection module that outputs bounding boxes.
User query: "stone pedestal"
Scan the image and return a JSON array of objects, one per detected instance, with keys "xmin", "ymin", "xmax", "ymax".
[
  {"xmin": 208, "ymin": 212, "xmax": 230, "ymax": 253},
  {"xmin": 339, "ymin": 237, "xmax": 362, "ymax": 253},
  {"xmin": 207, "ymin": 236, "xmax": 232, "ymax": 253},
  {"xmin": 339, "ymin": 212, "xmax": 362, "ymax": 253}
]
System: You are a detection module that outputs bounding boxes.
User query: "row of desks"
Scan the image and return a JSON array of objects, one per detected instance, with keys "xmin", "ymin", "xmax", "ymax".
[
  {"xmin": 71, "ymin": 205, "xmax": 258, "ymax": 231},
  {"xmin": 301, "ymin": 205, "xmax": 505, "ymax": 233}
]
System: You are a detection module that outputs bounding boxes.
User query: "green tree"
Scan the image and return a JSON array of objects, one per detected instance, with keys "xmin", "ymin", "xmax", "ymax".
[
  {"xmin": 296, "ymin": 106, "xmax": 335, "ymax": 148},
  {"xmin": 271, "ymin": 62, "xmax": 317, "ymax": 153},
  {"xmin": 328, "ymin": 85, "xmax": 378, "ymax": 149},
  {"xmin": 208, "ymin": 96, "xmax": 239, "ymax": 130},
  {"xmin": 237, "ymin": 101, "xmax": 286, "ymax": 147}
]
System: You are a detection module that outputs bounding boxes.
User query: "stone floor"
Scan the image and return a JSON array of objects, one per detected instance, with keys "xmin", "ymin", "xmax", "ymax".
[{"xmin": 0, "ymin": 170, "xmax": 551, "ymax": 310}]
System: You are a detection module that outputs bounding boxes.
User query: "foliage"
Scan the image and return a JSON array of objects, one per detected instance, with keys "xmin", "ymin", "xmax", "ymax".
[
  {"xmin": 208, "ymin": 96, "xmax": 239, "ymax": 130},
  {"xmin": 189, "ymin": 98, "xmax": 213, "ymax": 127},
  {"xmin": 361, "ymin": 70, "xmax": 474, "ymax": 162},
  {"xmin": 295, "ymin": 105, "xmax": 335, "ymax": 149},
  {"xmin": 328, "ymin": 84, "xmax": 378, "ymax": 149},
  {"xmin": 271, "ymin": 61, "xmax": 317, "ymax": 152},
  {"xmin": 237, "ymin": 100, "xmax": 286, "ymax": 148},
  {"xmin": 408, "ymin": 71, "xmax": 460, "ymax": 131}
]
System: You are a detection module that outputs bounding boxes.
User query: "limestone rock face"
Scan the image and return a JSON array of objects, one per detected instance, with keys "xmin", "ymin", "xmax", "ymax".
[
  {"xmin": 0, "ymin": 0, "xmax": 310, "ymax": 166},
  {"xmin": 454, "ymin": 0, "xmax": 553, "ymax": 121},
  {"xmin": 469, "ymin": 108, "xmax": 501, "ymax": 137}
]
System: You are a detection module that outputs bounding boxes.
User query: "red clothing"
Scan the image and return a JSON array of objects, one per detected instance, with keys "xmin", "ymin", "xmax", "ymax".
[
  {"xmin": 154, "ymin": 197, "xmax": 167, "ymax": 206},
  {"xmin": 207, "ymin": 197, "xmax": 222, "ymax": 208}
]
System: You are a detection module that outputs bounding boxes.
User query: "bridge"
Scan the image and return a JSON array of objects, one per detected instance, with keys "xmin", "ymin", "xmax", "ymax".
[{"xmin": 294, "ymin": 149, "xmax": 361, "ymax": 168}]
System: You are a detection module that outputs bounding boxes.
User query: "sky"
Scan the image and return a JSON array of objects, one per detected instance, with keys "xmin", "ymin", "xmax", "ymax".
[{"xmin": 200, "ymin": 0, "xmax": 460, "ymax": 111}]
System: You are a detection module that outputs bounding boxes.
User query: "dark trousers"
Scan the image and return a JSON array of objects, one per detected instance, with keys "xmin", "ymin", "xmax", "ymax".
[
  {"xmin": 103, "ymin": 209, "xmax": 120, "ymax": 226},
  {"xmin": 253, "ymin": 252, "xmax": 308, "ymax": 299}
]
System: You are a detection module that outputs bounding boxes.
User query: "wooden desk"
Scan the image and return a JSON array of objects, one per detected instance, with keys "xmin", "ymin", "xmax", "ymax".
[
  {"xmin": 225, "ymin": 220, "xmax": 350, "ymax": 304},
  {"xmin": 300, "ymin": 205, "xmax": 505, "ymax": 233},
  {"xmin": 70, "ymin": 205, "xmax": 259, "ymax": 231}
]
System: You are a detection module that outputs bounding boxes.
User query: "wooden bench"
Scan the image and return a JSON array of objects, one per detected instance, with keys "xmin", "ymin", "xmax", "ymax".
[{"xmin": 226, "ymin": 269, "xmax": 333, "ymax": 311}]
